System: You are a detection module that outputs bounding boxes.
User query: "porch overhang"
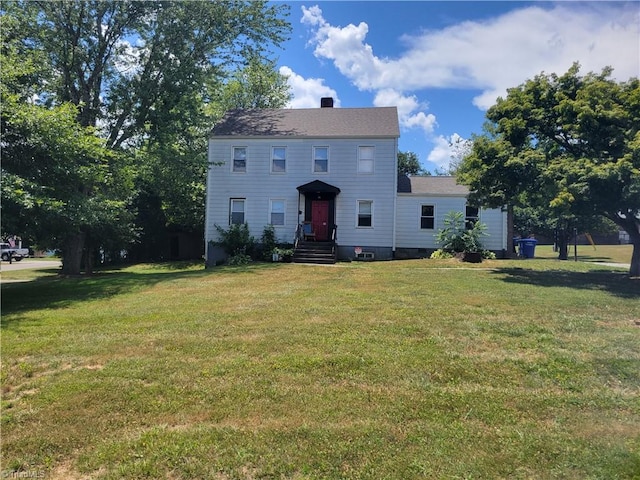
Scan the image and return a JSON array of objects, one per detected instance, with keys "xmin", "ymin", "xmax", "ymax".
[{"xmin": 296, "ymin": 180, "xmax": 341, "ymax": 195}]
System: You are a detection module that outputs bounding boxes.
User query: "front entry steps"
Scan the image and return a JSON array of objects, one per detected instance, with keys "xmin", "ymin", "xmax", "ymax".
[{"xmin": 293, "ymin": 241, "xmax": 337, "ymax": 264}]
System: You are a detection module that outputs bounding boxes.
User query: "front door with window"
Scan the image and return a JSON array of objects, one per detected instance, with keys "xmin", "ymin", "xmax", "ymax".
[{"xmin": 311, "ymin": 200, "xmax": 330, "ymax": 241}]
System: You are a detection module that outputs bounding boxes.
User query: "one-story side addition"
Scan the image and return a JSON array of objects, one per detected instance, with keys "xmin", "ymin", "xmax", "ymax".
[{"xmin": 205, "ymin": 98, "xmax": 507, "ymax": 265}]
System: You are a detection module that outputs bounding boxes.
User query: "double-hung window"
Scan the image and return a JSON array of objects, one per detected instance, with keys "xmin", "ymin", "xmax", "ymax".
[
  {"xmin": 358, "ymin": 146, "xmax": 374, "ymax": 173},
  {"xmin": 465, "ymin": 205, "xmax": 479, "ymax": 229},
  {"xmin": 232, "ymin": 147, "xmax": 247, "ymax": 173},
  {"xmin": 270, "ymin": 199, "xmax": 285, "ymax": 226},
  {"xmin": 313, "ymin": 147, "xmax": 329, "ymax": 173},
  {"xmin": 420, "ymin": 205, "xmax": 435, "ymax": 229},
  {"xmin": 230, "ymin": 198, "xmax": 245, "ymax": 225},
  {"xmin": 271, "ymin": 147, "xmax": 286, "ymax": 173},
  {"xmin": 357, "ymin": 200, "xmax": 373, "ymax": 227}
]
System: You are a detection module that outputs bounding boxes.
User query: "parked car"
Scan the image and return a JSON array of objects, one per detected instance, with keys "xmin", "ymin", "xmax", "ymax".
[{"xmin": 1, "ymin": 242, "xmax": 30, "ymax": 261}]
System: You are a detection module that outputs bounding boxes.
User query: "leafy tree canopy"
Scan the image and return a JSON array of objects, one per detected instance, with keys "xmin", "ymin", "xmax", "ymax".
[
  {"xmin": 1, "ymin": 0, "xmax": 291, "ymax": 273},
  {"xmin": 458, "ymin": 64, "xmax": 640, "ymax": 276},
  {"xmin": 398, "ymin": 151, "xmax": 430, "ymax": 176}
]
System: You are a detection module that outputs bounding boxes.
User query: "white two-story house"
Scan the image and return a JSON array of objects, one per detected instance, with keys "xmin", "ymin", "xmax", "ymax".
[{"xmin": 205, "ymin": 99, "xmax": 507, "ymax": 265}]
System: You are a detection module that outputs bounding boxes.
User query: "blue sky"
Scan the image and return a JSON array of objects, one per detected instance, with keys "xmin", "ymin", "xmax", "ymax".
[{"xmin": 274, "ymin": 1, "xmax": 640, "ymax": 173}]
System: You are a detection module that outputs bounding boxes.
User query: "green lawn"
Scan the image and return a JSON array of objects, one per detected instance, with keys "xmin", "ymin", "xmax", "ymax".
[
  {"xmin": 2, "ymin": 259, "xmax": 639, "ymax": 479},
  {"xmin": 534, "ymin": 243, "xmax": 633, "ymax": 265}
]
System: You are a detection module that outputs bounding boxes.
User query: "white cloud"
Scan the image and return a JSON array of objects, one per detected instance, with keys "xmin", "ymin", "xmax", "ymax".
[
  {"xmin": 427, "ymin": 133, "xmax": 470, "ymax": 172},
  {"xmin": 279, "ymin": 65, "xmax": 340, "ymax": 109},
  {"xmin": 303, "ymin": 3, "xmax": 639, "ymax": 109},
  {"xmin": 373, "ymin": 89, "xmax": 437, "ymax": 134}
]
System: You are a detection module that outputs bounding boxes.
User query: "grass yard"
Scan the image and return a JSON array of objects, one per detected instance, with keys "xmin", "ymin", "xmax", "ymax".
[
  {"xmin": 534, "ymin": 243, "xmax": 633, "ymax": 266},
  {"xmin": 1, "ymin": 258, "xmax": 639, "ymax": 479}
]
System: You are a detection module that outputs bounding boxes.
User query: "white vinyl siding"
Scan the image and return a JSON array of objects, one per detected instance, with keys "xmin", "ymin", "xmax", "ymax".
[{"xmin": 206, "ymin": 137, "xmax": 397, "ymax": 249}]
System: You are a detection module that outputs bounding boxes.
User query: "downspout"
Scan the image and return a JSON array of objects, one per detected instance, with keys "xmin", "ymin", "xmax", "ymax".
[{"xmin": 392, "ymin": 136, "xmax": 398, "ymax": 257}]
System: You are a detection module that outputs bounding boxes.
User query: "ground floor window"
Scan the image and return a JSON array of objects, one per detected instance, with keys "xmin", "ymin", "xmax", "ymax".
[
  {"xmin": 230, "ymin": 198, "xmax": 245, "ymax": 225},
  {"xmin": 465, "ymin": 205, "xmax": 479, "ymax": 229},
  {"xmin": 357, "ymin": 200, "xmax": 373, "ymax": 227},
  {"xmin": 270, "ymin": 199, "xmax": 285, "ymax": 226},
  {"xmin": 421, "ymin": 204, "xmax": 435, "ymax": 229}
]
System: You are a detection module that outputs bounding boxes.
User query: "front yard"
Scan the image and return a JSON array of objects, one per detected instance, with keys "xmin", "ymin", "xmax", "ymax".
[{"xmin": 1, "ymin": 257, "xmax": 639, "ymax": 479}]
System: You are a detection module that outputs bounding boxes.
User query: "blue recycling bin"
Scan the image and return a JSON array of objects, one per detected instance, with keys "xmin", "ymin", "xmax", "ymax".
[{"xmin": 518, "ymin": 238, "xmax": 538, "ymax": 258}]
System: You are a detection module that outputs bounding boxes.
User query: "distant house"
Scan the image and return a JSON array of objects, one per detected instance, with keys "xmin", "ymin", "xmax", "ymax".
[{"xmin": 205, "ymin": 99, "xmax": 507, "ymax": 265}]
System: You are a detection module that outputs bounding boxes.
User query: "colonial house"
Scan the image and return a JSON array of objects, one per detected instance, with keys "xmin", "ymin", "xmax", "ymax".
[{"xmin": 205, "ymin": 99, "xmax": 507, "ymax": 265}]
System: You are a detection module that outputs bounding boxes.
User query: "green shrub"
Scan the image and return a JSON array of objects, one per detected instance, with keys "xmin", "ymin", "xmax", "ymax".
[
  {"xmin": 214, "ymin": 223, "xmax": 256, "ymax": 259},
  {"xmin": 435, "ymin": 211, "xmax": 488, "ymax": 253},
  {"xmin": 430, "ymin": 249, "xmax": 454, "ymax": 259},
  {"xmin": 261, "ymin": 225, "xmax": 278, "ymax": 261}
]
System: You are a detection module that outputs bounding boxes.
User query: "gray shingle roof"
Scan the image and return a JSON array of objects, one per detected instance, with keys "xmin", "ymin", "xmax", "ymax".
[
  {"xmin": 210, "ymin": 107, "xmax": 400, "ymax": 138},
  {"xmin": 398, "ymin": 175, "xmax": 470, "ymax": 195}
]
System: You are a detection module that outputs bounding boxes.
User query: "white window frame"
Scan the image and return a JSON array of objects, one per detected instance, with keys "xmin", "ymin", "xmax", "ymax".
[
  {"xmin": 313, "ymin": 146, "xmax": 329, "ymax": 174},
  {"xmin": 269, "ymin": 199, "xmax": 286, "ymax": 226},
  {"xmin": 271, "ymin": 146, "xmax": 286, "ymax": 174},
  {"xmin": 232, "ymin": 146, "xmax": 247, "ymax": 173},
  {"xmin": 358, "ymin": 146, "xmax": 375, "ymax": 174},
  {"xmin": 229, "ymin": 198, "xmax": 246, "ymax": 225},
  {"xmin": 356, "ymin": 200, "xmax": 373, "ymax": 228},
  {"xmin": 420, "ymin": 204, "xmax": 435, "ymax": 230},
  {"xmin": 465, "ymin": 205, "xmax": 480, "ymax": 230}
]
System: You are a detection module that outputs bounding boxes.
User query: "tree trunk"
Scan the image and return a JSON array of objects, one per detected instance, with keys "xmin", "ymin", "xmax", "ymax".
[
  {"xmin": 61, "ymin": 232, "xmax": 86, "ymax": 275},
  {"xmin": 556, "ymin": 231, "xmax": 569, "ymax": 260},
  {"xmin": 628, "ymin": 229, "xmax": 640, "ymax": 278}
]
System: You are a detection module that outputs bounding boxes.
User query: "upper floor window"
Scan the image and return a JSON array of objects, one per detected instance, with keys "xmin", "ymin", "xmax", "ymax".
[
  {"xmin": 357, "ymin": 200, "xmax": 373, "ymax": 227},
  {"xmin": 358, "ymin": 146, "xmax": 374, "ymax": 173},
  {"xmin": 313, "ymin": 146, "xmax": 329, "ymax": 173},
  {"xmin": 465, "ymin": 205, "xmax": 479, "ymax": 229},
  {"xmin": 270, "ymin": 199, "xmax": 285, "ymax": 226},
  {"xmin": 420, "ymin": 205, "xmax": 435, "ymax": 229},
  {"xmin": 232, "ymin": 147, "xmax": 247, "ymax": 173},
  {"xmin": 230, "ymin": 198, "xmax": 245, "ymax": 225},
  {"xmin": 271, "ymin": 147, "xmax": 286, "ymax": 173}
]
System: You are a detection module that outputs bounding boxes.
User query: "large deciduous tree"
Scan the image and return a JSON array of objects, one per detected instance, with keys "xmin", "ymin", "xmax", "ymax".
[
  {"xmin": 458, "ymin": 64, "xmax": 640, "ymax": 277},
  {"xmin": 2, "ymin": 0, "xmax": 291, "ymax": 273}
]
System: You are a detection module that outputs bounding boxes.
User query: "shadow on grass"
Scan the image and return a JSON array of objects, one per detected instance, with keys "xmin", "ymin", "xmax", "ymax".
[
  {"xmin": 492, "ymin": 267, "xmax": 639, "ymax": 299},
  {"xmin": 0, "ymin": 261, "xmax": 281, "ymax": 327}
]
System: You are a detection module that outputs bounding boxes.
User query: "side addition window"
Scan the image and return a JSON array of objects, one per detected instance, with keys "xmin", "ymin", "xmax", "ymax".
[
  {"xmin": 232, "ymin": 147, "xmax": 247, "ymax": 173},
  {"xmin": 465, "ymin": 205, "xmax": 479, "ymax": 229},
  {"xmin": 230, "ymin": 198, "xmax": 245, "ymax": 225},
  {"xmin": 358, "ymin": 146, "xmax": 374, "ymax": 173},
  {"xmin": 357, "ymin": 200, "xmax": 373, "ymax": 227},
  {"xmin": 420, "ymin": 205, "xmax": 435, "ymax": 229},
  {"xmin": 313, "ymin": 146, "xmax": 329, "ymax": 173},
  {"xmin": 270, "ymin": 199, "xmax": 285, "ymax": 226},
  {"xmin": 272, "ymin": 147, "xmax": 286, "ymax": 173}
]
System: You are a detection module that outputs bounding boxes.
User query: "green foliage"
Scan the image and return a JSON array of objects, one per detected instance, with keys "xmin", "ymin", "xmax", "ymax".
[
  {"xmin": 458, "ymin": 63, "xmax": 640, "ymax": 275},
  {"xmin": 1, "ymin": 1, "xmax": 292, "ymax": 270},
  {"xmin": 397, "ymin": 151, "xmax": 427, "ymax": 176},
  {"xmin": 215, "ymin": 223, "xmax": 255, "ymax": 259},
  {"xmin": 261, "ymin": 225, "xmax": 278, "ymax": 260},
  {"xmin": 435, "ymin": 211, "xmax": 488, "ymax": 253},
  {"xmin": 430, "ymin": 249, "xmax": 454, "ymax": 259}
]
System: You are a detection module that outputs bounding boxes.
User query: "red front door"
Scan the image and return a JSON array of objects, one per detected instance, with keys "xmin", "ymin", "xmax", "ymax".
[{"xmin": 311, "ymin": 200, "xmax": 329, "ymax": 241}]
